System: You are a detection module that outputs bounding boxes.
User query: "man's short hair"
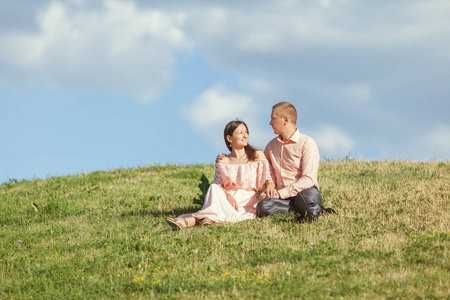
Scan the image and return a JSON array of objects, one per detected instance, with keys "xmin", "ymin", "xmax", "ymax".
[{"xmin": 273, "ymin": 102, "xmax": 297, "ymax": 124}]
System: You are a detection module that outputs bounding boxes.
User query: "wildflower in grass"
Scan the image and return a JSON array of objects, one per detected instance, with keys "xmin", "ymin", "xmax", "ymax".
[
  {"xmin": 18, "ymin": 240, "xmax": 23, "ymax": 243},
  {"xmin": 35, "ymin": 264, "xmax": 40, "ymax": 267},
  {"xmin": 117, "ymin": 274, "xmax": 120, "ymax": 277}
]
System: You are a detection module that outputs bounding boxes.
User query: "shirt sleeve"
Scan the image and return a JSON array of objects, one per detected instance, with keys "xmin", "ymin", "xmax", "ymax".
[
  {"xmin": 277, "ymin": 137, "xmax": 320, "ymax": 199},
  {"xmin": 264, "ymin": 144, "xmax": 277, "ymax": 185}
]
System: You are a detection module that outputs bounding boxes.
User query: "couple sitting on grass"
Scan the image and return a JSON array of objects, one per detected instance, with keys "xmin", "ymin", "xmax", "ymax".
[{"xmin": 166, "ymin": 101, "xmax": 327, "ymax": 230}]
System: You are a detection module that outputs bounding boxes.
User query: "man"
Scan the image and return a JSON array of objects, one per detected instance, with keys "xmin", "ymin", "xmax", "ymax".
[{"xmin": 257, "ymin": 102, "xmax": 323, "ymax": 222}]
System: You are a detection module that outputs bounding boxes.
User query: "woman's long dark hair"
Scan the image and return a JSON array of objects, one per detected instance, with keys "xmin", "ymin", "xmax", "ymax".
[{"xmin": 223, "ymin": 120, "xmax": 258, "ymax": 162}]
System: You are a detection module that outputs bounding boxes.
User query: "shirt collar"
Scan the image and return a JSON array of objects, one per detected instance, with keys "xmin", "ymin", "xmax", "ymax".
[{"xmin": 277, "ymin": 128, "xmax": 300, "ymax": 144}]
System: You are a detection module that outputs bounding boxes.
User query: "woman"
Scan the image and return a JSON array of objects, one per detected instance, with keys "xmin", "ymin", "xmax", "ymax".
[{"xmin": 165, "ymin": 120, "xmax": 275, "ymax": 230}]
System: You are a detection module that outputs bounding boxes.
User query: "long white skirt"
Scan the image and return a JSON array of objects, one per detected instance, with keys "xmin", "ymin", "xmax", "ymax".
[{"xmin": 179, "ymin": 184, "xmax": 257, "ymax": 223}]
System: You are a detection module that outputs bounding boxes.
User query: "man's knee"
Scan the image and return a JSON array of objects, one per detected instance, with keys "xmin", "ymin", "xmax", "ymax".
[
  {"xmin": 301, "ymin": 187, "xmax": 323, "ymax": 216},
  {"xmin": 256, "ymin": 199, "xmax": 271, "ymax": 216}
]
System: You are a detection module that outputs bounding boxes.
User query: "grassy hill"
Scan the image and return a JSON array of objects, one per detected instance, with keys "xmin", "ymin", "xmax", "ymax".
[{"xmin": 1, "ymin": 160, "xmax": 449, "ymax": 299}]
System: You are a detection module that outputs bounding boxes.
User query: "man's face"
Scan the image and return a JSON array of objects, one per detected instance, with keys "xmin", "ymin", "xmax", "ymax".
[{"xmin": 269, "ymin": 109, "xmax": 284, "ymax": 135}]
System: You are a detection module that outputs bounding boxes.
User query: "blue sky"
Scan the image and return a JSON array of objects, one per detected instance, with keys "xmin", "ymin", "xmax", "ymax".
[{"xmin": 1, "ymin": 0, "xmax": 450, "ymax": 182}]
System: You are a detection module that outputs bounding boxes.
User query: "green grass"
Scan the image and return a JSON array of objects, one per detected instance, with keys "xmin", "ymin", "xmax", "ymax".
[{"xmin": 1, "ymin": 161, "xmax": 449, "ymax": 299}]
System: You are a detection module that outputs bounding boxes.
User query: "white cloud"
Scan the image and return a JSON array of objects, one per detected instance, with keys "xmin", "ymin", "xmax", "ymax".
[
  {"xmin": 183, "ymin": 85, "xmax": 252, "ymax": 128},
  {"xmin": 182, "ymin": 85, "xmax": 271, "ymax": 150},
  {"xmin": 309, "ymin": 125, "xmax": 354, "ymax": 159},
  {"xmin": 390, "ymin": 125, "xmax": 450, "ymax": 161},
  {"xmin": 429, "ymin": 125, "xmax": 450, "ymax": 150},
  {"xmin": 418, "ymin": 125, "xmax": 450, "ymax": 160},
  {"xmin": 0, "ymin": 0, "xmax": 191, "ymax": 101}
]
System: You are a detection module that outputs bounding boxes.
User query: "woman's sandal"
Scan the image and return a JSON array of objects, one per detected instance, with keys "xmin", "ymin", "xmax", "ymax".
[
  {"xmin": 199, "ymin": 218, "xmax": 215, "ymax": 226},
  {"xmin": 165, "ymin": 217, "xmax": 189, "ymax": 230}
]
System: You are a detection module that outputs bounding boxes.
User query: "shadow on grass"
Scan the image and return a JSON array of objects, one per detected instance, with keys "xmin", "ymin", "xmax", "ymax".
[
  {"xmin": 120, "ymin": 207, "xmax": 304, "ymax": 226},
  {"xmin": 261, "ymin": 212, "xmax": 298, "ymax": 224},
  {"xmin": 119, "ymin": 205, "xmax": 202, "ymax": 219}
]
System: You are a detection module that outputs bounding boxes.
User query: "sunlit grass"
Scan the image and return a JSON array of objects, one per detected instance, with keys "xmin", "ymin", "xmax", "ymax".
[{"xmin": 0, "ymin": 160, "xmax": 448, "ymax": 298}]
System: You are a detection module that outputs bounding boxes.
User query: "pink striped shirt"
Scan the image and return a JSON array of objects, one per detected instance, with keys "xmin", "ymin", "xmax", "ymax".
[{"xmin": 264, "ymin": 129, "xmax": 320, "ymax": 199}]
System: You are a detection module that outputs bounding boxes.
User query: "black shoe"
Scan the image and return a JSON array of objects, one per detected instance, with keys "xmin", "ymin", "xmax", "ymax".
[
  {"xmin": 322, "ymin": 207, "xmax": 338, "ymax": 215},
  {"xmin": 295, "ymin": 193, "xmax": 314, "ymax": 223}
]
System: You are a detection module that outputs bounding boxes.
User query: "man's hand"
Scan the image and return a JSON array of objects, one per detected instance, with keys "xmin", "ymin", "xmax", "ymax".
[
  {"xmin": 266, "ymin": 188, "xmax": 280, "ymax": 199},
  {"xmin": 215, "ymin": 153, "xmax": 226, "ymax": 163}
]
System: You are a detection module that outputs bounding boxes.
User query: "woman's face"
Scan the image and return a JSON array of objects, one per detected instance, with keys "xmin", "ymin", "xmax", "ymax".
[{"xmin": 228, "ymin": 124, "xmax": 248, "ymax": 149}]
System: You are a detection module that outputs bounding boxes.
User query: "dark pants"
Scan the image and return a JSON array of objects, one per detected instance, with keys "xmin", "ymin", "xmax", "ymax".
[{"xmin": 256, "ymin": 186, "xmax": 323, "ymax": 217}]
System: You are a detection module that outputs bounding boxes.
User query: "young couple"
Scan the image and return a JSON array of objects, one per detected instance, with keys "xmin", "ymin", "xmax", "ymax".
[{"xmin": 166, "ymin": 102, "xmax": 324, "ymax": 230}]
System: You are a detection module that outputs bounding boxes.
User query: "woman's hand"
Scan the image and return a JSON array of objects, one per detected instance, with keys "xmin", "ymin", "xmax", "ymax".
[
  {"xmin": 219, "ymin": 185, "xmax": 239, "ymax": 211},
  {"xmin": 259, "ymin": 191, "xmax": 267, "ymax": 200},
  {"xmin": 226, "ymin": 196, "xmax": 239, "ymax": 211}
]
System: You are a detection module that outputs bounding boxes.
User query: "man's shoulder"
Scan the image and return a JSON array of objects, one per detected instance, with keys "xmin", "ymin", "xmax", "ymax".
[
  {"xmin": 296, "ymin": 132, "xmax": 319, "ymax": 155},
  {"xmin": 265, "ymin": 136, "xmax": 280, "ymax": 151},
  {"xmin": 297, "ymin": 131, "xmax": 316, "ymax": 144}
]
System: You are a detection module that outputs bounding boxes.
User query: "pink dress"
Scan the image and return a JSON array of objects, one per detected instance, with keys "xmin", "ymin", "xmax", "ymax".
[{"xmin": 180, "ymin": 159, "xmax": 274, "ymax": 223}]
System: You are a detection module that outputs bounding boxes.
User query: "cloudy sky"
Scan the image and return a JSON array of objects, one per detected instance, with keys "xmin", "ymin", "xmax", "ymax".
[{"xmin": 1, "ymin": 0, "xmax": 450, "ymax": 182}]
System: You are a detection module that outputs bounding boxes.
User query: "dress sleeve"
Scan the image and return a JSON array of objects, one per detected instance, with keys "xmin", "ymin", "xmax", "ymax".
[
  {"xmin": 256, "ymin": 160, "xmax": 274, "ymax": 192},
  {"xmin": 213, "ymin": 163, "xmax": 223, "ymax": 185},
  {"xmin": 213, "ymin": 163, "xmax": 232, "ymax": 187}
]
